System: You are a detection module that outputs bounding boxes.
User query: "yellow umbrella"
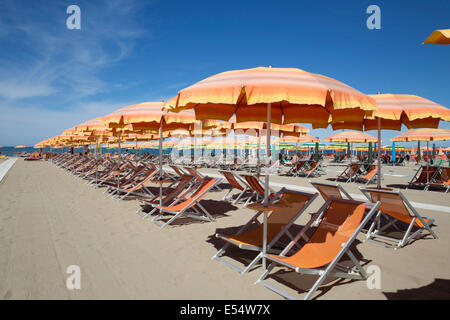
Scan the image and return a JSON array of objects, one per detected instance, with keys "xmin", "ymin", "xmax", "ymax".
[{"xmin": 424, "ymin": 29, "xmax": 450, "ymax": 45}]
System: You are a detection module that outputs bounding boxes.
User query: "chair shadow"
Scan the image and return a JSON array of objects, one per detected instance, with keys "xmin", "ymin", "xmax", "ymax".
[
  {"xmin": 382, "ymin": 278, "xmax": 450, "ymax": 300},
  {"xmin": 260, "ymin": 239, "xmax": 372, "ymax": 300},
  {"xmin": 155, "ymin": 199, "xmax": 239, "ymax": 227}
]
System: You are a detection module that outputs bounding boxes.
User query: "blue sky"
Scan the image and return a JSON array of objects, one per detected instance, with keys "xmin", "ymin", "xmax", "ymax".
[{"xmin": 0, "ymin": 0, "xmax": 449, "ymax": 147}]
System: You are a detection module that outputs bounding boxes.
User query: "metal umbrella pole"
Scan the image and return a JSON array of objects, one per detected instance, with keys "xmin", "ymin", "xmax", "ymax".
[
  {"xmin": 262, "ymin": 102, "xmax": 271, "ymax": 270},
  {"xmin": 117, "ymin": 131, "xmax": 122, "ymax": 192},
  {"xmin": 377, "ymin": 117, "xmax": 382, "ymax": 189}
]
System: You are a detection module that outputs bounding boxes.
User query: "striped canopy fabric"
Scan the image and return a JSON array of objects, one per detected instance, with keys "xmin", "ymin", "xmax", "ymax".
[
  {"xmin": 278, "ymin": 135, "xmax": 320, "ymax": 143},
  {"xmin": 332, "ymin": 94, "xmax": 450, "ymax": 131},
  {"xmin": 424, "ymin": 29, "xmax": 450, "ymax": 45},
  {"xmin": 167, "ymin": 67, "xmax": 376, "ymax": 128},
  {"xmin": 392, "ymin": 128, "xmax": 450, "ymax": 142},
  {"xmin": 325, "ymin": 131, "xmax": 377, "ymax": 143}
]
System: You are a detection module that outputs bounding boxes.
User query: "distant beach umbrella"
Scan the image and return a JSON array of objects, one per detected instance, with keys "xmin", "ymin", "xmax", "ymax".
[
  {"xmin": 14, "ymin": 145, "xmax": 27, "ymax": 148},
  {"xmin": 424, "ymin": 29, "xmax": 450, "ymax": 45}
]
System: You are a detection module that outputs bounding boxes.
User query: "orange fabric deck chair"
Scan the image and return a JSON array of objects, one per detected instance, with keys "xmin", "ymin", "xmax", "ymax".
[
  {"xmin": 407, "ymin": 165, "xmax": 439, "ymax": 189},
  {"xmin": 136, "ymin": 174, "xmax": 196, "ymax": 219},
  {"xmin": 151, "ymin": 176, "xmax": 222, "ymax": 228},
  {"xmin": 170, "ymin": 165, "xmax": 188, "ymax": 178},
  {"xmin": 219, "ymin": 170, "xmax": 252, "ymax": 204},
  {"xmin": 184, "ymin": 166, "xmax": 222, "ymax": 191},
  {"xmin": 256, "ymin": 198, "xmax": 381, "ymax": 300},
  {"xmin": 309, "ymin": 180, "xmax": 354, "ymax": 201},
  {"xmin": 360, "ymin": 188, "xmax": 438, "ymax": 249},
  {"xmin": 212, "ymin": 189, "xmax": 318, "ymax": 274},
  {"xmin": 240, "ymin": 174, "xmax": 278, "ymax": 207},
  {"xmin": 355, "ymin": 165, "xmax": 378, "ymax": 185},
  {"xmin": 288, "ymin": 160, "xmax": 308, "ymax": 177},
  {"xmin": 425, "ymin": 167, "xmax": 450, "ymax": 193},
  {"xmin": 112, "ymin": 165, "xmax": 161, "ymax": 200},
  {"xmin": 337, "ymin": 163, "xmax": 361, "ymax": 182},
  {"xmin": 298, "ymin": 161, "xmax": 321, "ymax": 178}
]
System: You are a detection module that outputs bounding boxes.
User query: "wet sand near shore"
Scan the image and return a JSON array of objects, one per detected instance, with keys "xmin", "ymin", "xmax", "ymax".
[{"xmin": 0, "ymin": 159, "xmax": 449, "ymax": 300}]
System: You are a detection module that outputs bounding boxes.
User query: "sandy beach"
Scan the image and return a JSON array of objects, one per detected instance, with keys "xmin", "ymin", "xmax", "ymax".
[{"xmin": 0, "ymin": 158, "xmax": 449, "ymax": 300}]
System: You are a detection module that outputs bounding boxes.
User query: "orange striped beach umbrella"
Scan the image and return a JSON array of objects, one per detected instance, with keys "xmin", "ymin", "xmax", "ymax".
[
  {"xmin": 392, "ymin": 128, "xmax": 450, "ymax": 142},
  {"xmin": 14, "ymin": 145, "xmax": 28, "ymax": 148},
  {"xmin": 325, "ymin": 131, "xmax": 377, "ymax": 143},
  {"xmin": 424, "ymin": 29, "xmax": 450, "ymax": 45},
  {"xmin": 167, "ymin": 66, "xmax": 377, "ymax": 269}
]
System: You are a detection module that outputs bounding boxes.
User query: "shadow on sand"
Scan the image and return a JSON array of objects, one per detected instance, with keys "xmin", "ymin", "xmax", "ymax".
[{"xmin": 383, "ymin": 278, "xmax": 450, "ymax": 299}]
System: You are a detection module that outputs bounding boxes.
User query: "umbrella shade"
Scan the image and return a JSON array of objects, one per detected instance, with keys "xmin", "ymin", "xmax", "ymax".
[
  {"xmin": 392, "ymin": 128, "xmax": 450, "ymax": 142},
  {"xmin": 324, "ymin": 131, "xmax": 377, "ymax": 143},
  {"xmin": 167, "ymin": 67, "xmax": 376, "ymax": 128},
  {"xmin": 278, "ymin": 135, "xmax": 320, "ymax": 143},
  {"xmin": 424, "ymin": 29, "xmax": 450, "ymax": 45}
]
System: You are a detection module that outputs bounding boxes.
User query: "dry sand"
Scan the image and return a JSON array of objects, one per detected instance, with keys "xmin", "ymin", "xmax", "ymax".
[{"xmin": 0, "ymin": 158, "xmax": 449, "ymax": 300}]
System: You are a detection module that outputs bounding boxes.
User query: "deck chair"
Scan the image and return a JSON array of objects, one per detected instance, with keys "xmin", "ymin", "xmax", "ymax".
[
  {"xmin": 425, "ymin": 167, "xmax": 450, "ymax": 192},
  {"xmin": 169, "ymin": 165, "xmax": 187, "ymax": 178},
  {"xmin": 219, "ymin": 170, "xmax": 252, "ymax": 204},
  {"xmin": 151, "ymin": 176, "xmax": 222, "ymax": 228},
  {"xmin": 337, "ymin": 163, "xmax": 361, "ymax": 182},
  {"xmin": 360, "ymin": 188, "xmax": 438, "ymax": 249},
  {"xmin": 184, "ymin": 166, "xmax": 222, "ymax": 191},
  {"xmin": 298, "ymin": 161, "xmax": 321, "ymax": 178},
  {"xmin": 309, "ymin": 180, "xmax": 354, "ymax": 201},
  {"xmin": 212, "ymin": 189, "xmax": 318, "ymax": 274},
  {"xmin": 240, "ymin": 174, "xmax": 278, "ymax": 207},
  {"xmin": 355, "ymin": 165, "xmax": 378, "ymax": 185},
  {"xmin": 136, "ymin": 174, "xmax": 196, "ymax": 219},
  {"xmin": 407, "ymin": 165, "xmax": 439, "ymax": 189},
  {"xmin": 256, "ymin": 198, "xmax": 381, "ymax": 300},
  {"xmin": 288, "ymin": 160, "xmax": 308, "ymax": 177}
]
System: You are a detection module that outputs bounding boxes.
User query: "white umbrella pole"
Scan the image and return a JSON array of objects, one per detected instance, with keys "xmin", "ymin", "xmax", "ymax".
[
  {"xmin": 377, "ymin": 117, "xmax": 381, "ymax": 189},
  {"xmin": 262, "ymin": 102, "xmax": 271, "ymax": 270},
  {"xmin": 426, "ymin": 140, "xmax": 430, "ymax": 183},
  {"xmin": 117, "ymin": 131, "xmax": 121, "ymax": 192},
  {"xmin": 257, "ymin": 133, "xmax": 261, "ymax": 175}
]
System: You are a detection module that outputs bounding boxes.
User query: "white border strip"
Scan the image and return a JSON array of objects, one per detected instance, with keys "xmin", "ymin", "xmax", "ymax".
[{"xmin": 0, "ymin": 157, "xmax": 18, "ymax": 183}]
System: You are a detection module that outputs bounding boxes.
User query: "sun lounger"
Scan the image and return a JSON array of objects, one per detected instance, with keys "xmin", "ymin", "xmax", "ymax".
[
  {"xmin": 136, "ymin": 174, "xmax": 196, "ymax": 219},
  {"xmin": 151, "ymin": 176, "xmax": 222, "ymax": 228},
  {"xmin": 355, "ymin": 165, "xmax": 378, "ymax": 185},
  {"xmin": 219, "ymin": 170, "xmax": 253, "ymax": 204},
  {"xmin": 240, "ymin": 174, "xmax": 278, "ymax": 207},
  {"xmin": 256, "ymin": 197, "xmax": 381, "ymax": 300},
  {"xmin": 407, "ymin": 165, "xmax": 439, "ymax": 189},
  {"xmin": 425, "ymin": 167, "xmax": 450, "ymax": 192},
  {"xmin": 360, "ymin": 188, "xmax": 438, "ymax": 249},
  {"xmin": 337, "ymin": 163, "xmax": 361, "ymax": 182},
  {"xmin": 212, "ymin": 189, "xmax": 318, "ymax": 274},
  {"xmin": 297, "ymin": 161, "xmax": 321, "ymax": 178},
  {"xmin": 309, "ymin": 180, "xmax": 354, "ymax": 201}
]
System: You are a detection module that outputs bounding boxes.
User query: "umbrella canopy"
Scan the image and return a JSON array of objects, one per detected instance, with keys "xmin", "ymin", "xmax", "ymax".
[
  {"xmin": 167, "ymin": 67, "xmax": 376, "ymax": 127},
  {"xmin": 278, "ymin": 135, "xmax": 320, "ymax": 143},
  {"xmin": 324, "ymin": 131, "xmax": 377, "ymax": 143},
  {"xmin": 424, "ymin": 29, "xmax": 450, "ymax": 45},
  {"xmin": 392, "ymin": 128, "xmax": 450, "ymax": 142},
  {"xmin": 14, "ymin": 145, "xmax": 28, "ymax": 148}
]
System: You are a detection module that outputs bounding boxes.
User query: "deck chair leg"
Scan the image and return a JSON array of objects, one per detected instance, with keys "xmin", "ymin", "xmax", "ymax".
[
  {"xmin": 400, "ymin": 218, "xmax": 417, "ymax": 248},
  {"xmin": 197, "ymin": 202, "xmax": 215, "ymax": 222},
  {"xmin": 222, "ymin": 188, "xmax": 233, "ymax": 201},
  {"xmin": 232, "ymin": 188, "xmax": 247, "ymax": 204}
]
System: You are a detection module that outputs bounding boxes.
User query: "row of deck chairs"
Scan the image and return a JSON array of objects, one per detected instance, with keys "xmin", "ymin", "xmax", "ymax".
[
  {"xmin": 408, "ymin": 165, "xmax": 450, "ymax": 192},
  {"xmin": 50, "ymin": 153, "xmax": 223, "ymax": 228},
  {"xmin": 286, "ymin": 160, "xmax": 323, "ymax": 177},
  {"xmin": 49, "ymin": 153, "xmax": 439, "ymax": 300},
  {"xmin": 337, "ymin": 163, "xmax": 379, "ymax": 184},
  {"xmin": 213, "ymin": 178, "xmax": 437, "ymax": 299}
]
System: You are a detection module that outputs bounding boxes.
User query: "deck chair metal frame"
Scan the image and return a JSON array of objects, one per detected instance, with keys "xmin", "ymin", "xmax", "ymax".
[
  {"xmin": 151, "ymin": 177, "xmax": 223, "ymax": 229},
  {"xmin": 360, "ymin": 187, "xmax": 438, "ymax": 249},
  {"xmin": 240, "ymin": 174, "xmax": 278, "ymax": 207},
  {"xmin": 256, "ymin": 197, "xmax": 381, "ymax": 300},
  {"xmin": 337, "ymin": 163, "xmax": 361, "ymax": 183},
  {"xmin": 212, "ymin": 188, "xmax": 318, "ymax": 274}
]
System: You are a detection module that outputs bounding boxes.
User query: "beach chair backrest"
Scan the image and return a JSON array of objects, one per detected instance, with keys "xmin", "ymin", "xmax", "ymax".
[
  {"xmin": 306, "ymin": 161, "xmax": 320, "ymax": 173},
  {"xmin": 310, "ymin": 182, "xmax": 344, "ymax": 201},
  {"xmin": 349, "ymin": 163, "xmax": 360, "ymax": 173},
  {"xmin": 362, "ymin": 189, "xmax": 417, "ymax": 225},
  {"xmin": 170, "ymin": 165, "xmax": 185, "ymax": 177},
  {"xmin": 163, "ymin": 174, "xmax": 195, "ymax": 203},
  {"xmin": 243, "ymin": 175, "xmax": 265, "ymax": 196},
  {"xmin": 266, "ymin": 191, "xmax": 314, "ymax": 225},
  {"xmin": 437, "ymin": 167, "xmax": 450, "ymax": 185},
  {"xmin": 219, "ymin": 170, "xmax": 245, "ymax": 191},
  {"xmin": 184, "ymin": 167, "xmax": 202, "ymax": 180},
  {"xmin": 189, "ymin": 177, "xmax": 217, "ymax": 201},
  {"xmin": 363, "ymin": 165, "xmax": 377, "ymax": 179},
  {"xmin": 289, "ymin": 199, "xmax": 367, "ymax": 269}
]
